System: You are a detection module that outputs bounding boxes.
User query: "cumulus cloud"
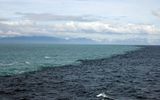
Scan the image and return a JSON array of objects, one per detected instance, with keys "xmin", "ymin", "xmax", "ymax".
[
  {"xmin": 0, "ymin": 19, "xmax": 160, "ymax": 44},
  {"xmin": 52, "ymin": 21, "xmax": 160, "ymax": 34}
]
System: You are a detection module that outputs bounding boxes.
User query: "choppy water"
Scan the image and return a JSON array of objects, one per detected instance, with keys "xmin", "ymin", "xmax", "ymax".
[{"xmin": 0, "ymin": 44, "xmax": 139, "ymax": 76}]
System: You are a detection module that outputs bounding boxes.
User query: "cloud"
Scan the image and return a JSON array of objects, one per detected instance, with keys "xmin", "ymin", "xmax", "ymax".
[
  {"xmin": 0, "ymin": 30, "xmax": 21, "ymax": 37},
  {"xmin": 0, "ymin": 19, "xmax": 160, "ymax": 44},
  {"xmin": 152, "ymin": 9, "xmax": 160, "ymax": 19},
  {"xmin": 15, "ymin": 12, "xmax": 95, "ymax": 22},
  {"xmin": 0, "ymin": 18, "xmax": 8, "ymax": 21},
  {"xmin": 52, "ymin": 21, "xmax": 160, "ymax": 34},
  {"xmin": 0, "ymin": 20, "xmax": 36, "ymax": 26}
]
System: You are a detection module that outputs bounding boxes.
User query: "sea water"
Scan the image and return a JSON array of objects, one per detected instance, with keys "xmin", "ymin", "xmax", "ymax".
[{"xmin": 0, "ymin": 44, "xmax": 140, "ymax": 76}]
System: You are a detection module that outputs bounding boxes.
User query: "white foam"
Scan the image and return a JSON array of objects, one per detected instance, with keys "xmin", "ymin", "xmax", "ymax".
[
  {"xmin": 0, "ymin": 62, "xmax": 16, "ymax": 66},
  {"xmin": 97, "ymin": 93, "xmax": 108, "ymax": 98},
  {"xmin": 96, "ymin": 93, "xmax": 114, "ymax": 100},
  {"xmin": 44, "ymin": 56, "xmax": 51, "ymax": 59},
  {"xmin": 25, "ymin": 61, "xmax": 30, "ymax": 64}
]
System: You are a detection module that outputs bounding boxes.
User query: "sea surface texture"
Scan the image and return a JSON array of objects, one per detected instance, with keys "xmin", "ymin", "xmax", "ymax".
[
  {"xmin": 0, "ymin": 44, "xmax": 139, "ymax": 76},
  {"xmin": 0, "ymin": 46, "xmax": 160, "ymax": 100}
]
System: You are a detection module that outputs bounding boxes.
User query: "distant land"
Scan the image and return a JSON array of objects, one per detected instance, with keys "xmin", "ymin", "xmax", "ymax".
[
  {"xmin": 0, "ymin": 36, "xmax": 97, "ymax": 44},
  {"xmin": 0, "ymin": 36, "xmax": 155, "ymax": 45}
]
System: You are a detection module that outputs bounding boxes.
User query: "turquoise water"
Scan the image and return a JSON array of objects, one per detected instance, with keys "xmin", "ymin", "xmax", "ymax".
[{"xmin": 0, "ymin": 44, "xmax": 140, "ymax": 76}]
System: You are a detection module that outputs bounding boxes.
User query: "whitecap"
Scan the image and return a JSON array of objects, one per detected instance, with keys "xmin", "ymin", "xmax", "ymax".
[
  {"xmin": 44, "ymin": 56, "xmax": 51, "ymax": 59},
  {"xmin": 96, "ymin": 93, "xmax": 114, "ymax": 100},
  {"xmin": 0, "ymin": 62, "xmax": 16, "ymax": 66},
  {"xmin": 97, "ymin": 93, "xmax": 108, "ymax": 98},
  {"xmin": 25, "ymin": 61, "xmax": 30, "ymax": 64}
]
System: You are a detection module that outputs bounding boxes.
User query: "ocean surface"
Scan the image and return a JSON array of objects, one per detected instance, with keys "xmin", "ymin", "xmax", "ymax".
[{"xmin": 0, "ymin": 44, "xmax": 140, "ymax": 76}]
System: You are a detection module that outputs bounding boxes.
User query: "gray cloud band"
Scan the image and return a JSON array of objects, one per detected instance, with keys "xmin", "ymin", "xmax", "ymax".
[{"xmin": 15, "ymin": 12, "xmax": 96, "ymax": 22}]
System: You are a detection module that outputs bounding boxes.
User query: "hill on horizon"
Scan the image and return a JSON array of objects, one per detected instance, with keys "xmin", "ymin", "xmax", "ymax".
[{"xmin": 0, "ymin": 36, "xmax": 97, "ymax": 44}]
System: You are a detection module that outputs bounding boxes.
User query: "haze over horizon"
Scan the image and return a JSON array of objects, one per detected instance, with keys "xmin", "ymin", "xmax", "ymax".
[{"xmin": 0, "ymin": 0, "xmax": 160, "ymax": 45}]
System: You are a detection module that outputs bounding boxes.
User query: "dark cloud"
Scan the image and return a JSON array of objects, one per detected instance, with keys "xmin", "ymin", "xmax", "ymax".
[{"xmin": 15, "ymin": 12, "xmax": 95, "ymax": 22}]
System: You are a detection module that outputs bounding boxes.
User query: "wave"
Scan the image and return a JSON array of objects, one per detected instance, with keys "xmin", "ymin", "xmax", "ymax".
[
  {"xmin": 44, "ymin": 56, "xmax": 51, "ymax": 59},
  {"xmin": 24, "ymin": 61, "xmax": 30, "ymax": 65},
  {"xmin": 0, "ymin": 62, "xmax": 17, "ymax": 66}
]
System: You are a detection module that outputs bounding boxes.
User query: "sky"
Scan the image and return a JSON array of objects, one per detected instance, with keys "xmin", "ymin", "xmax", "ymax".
[{"xmin": 0, "ymin": 0, "xmax": 160, "ymax": 44}]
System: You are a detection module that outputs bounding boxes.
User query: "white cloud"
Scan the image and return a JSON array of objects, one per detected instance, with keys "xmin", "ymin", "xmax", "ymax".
[
  {"xmin": 0, "ymin": 30, "xmax": 21, "ymax": 37},
  {"xmin": 0, "ymin": 19, "xmax": 160, "ymax": 44},
  {"xmin": 53, "ymin": 21, "xmax": 160, "ymax": 34},
  {"xmin": 0, "ymin": 20, "xmax": 36, "ymax": 26}
]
